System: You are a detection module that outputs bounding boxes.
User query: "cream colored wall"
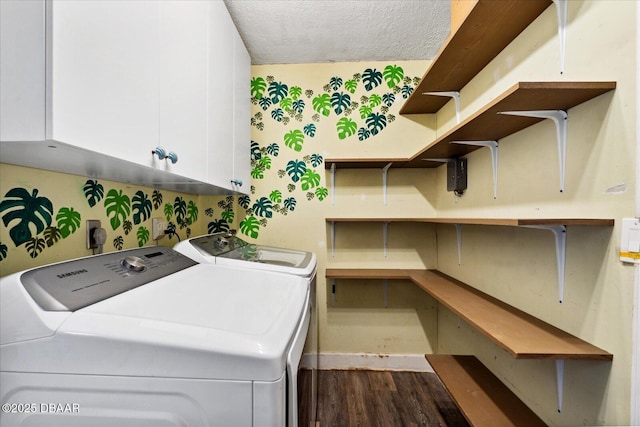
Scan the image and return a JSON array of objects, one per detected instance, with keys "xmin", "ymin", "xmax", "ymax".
[
  {"xmin": 0, "ymin": 163, "xmax": 229, "ymax": 276},
  {"xmin": 252, "ymin": 1, "xmax": 636, "ymax": 425},
  {"xmin": 433, "ymin": 1, "xmax": 635, "ymax": 426}
]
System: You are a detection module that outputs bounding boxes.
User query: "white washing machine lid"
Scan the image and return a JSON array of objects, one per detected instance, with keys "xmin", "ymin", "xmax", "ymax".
[
  {"xmin": 174, "ymin": 233, "xmax": 317, "ymax": 278},
  {"xmin": 1, "ymin": 253, "xmax": 308, "ymax": 381}
]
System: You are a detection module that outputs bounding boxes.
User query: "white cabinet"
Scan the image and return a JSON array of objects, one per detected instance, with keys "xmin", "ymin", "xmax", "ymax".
[
  {"xmin": 232, "ymin": 23, "xmax": 251, "ymax": 194},
  {"xmin": 0, "ymin": 0, "xmax": 250, "ymax": 195}
]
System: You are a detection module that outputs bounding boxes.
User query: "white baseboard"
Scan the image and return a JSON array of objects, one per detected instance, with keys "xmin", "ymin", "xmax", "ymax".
[{"xmin": 301, "ymin": 352, "xmax": 433, "ymax": 372}]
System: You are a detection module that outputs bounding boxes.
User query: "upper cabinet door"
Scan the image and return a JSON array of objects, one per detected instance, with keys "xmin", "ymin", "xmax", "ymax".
[
  {"xmin": 49, "ymin": 1, "xmax": 160, "ymax": 164},
  {"xmin": 158, "ymin": 1, "xmax": 209, "ymax": 183},
  {"xmin": 207, "ymin": 1, "xmax": 235, "ymax": 190},
  {"xmin": 232, "ymin": 26, "xmax": 251, "ymax": 194}
]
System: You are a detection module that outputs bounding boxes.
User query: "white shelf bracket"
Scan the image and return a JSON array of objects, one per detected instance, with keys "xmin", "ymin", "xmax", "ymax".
[
  {"xmin": 330, "ymin": 163, "xmax": 336, "ymax": 206},
  {"xmin": 382, "ymin": 162, "xmax": 393, "ymax": 205},
  {"xmin": 450, "ymin": 140, "xmax": 499, "ymax": 198},
  {"xmin": 330, "ymin": 221, "xmax": 335, "ymax": 258},
  {"xmin": 423, "ymin": 91, "xmax": 461, "ymax": 123},
  {"xmin": 552, "ymin": 0, "xmax": 568, "ymax": 74},
  {"xmin": 455, "ymin": 224, "xmax": 462, "ymax": 266},
  {"xmin": 523, "ymin": 225, "xmax": 567, "ymax": 303},
  {"xmin": 498, "ymin": 110, "xmax": 568, "ymax": 192},
  {"xmin": 383, "ymin": 222, "xmax": 389, "ymax": 258},
  {"xmin": 383, "ymin": 279, "xmax": 389, "ymax": 308},
  {"xmin": 556, "ymin": 359, "xmax": 565, "ymax": 412}
]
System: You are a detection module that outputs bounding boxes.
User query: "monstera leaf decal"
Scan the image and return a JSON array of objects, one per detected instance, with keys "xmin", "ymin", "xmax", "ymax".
[
  {"xmin": 269, "ymin": 190, "xmax": 282, "ymax": 203},
  {"xmin": 383, "ymin": 93, "xmax": 396, "ymax": 107},
  {"xmin": 292, "ymin": 99, "xmax": 305, "ymax": 114},
  {"xmin": 359, "ymin": 105, "xmax": 373, "ymax": 119},
  {"xmin": 238, "ymin": 195, "xmax": 251, "ymax": 209},
  {"xmin": 284, "ymin": 129, "xmax": 305, "ymax": 152},
  {"xmin": 25, "ymin": 237, "xmax": 45, "ymax": 258},
  {"xmin": 83, "ymin": 180, "xmax": 104, "ymax": 207},
  {"xmin": 310, "ymin": 154, "xmax": 324, "ymax": 167},
  {"xmin": 283, "ymin": 197, "xmax": 297, "ymax": 212},
  {"xmin": 240, "ymin": 216, "xmax": 261, "ymax": 239},
  {"xmin": 271, "ymin": 108, "xmax": 284, "ymax": 122},
  {"xmin": 331, "ymin": 92, "xmax": 351, "ymax": 115},
  {"xmin": 286, "ymin": 160, "xmax": 307, "ymax": 183},
  {"xmin": 0, "ymin": 242, "xmax": 8, "ymax": 260},
  {"xmin": 301, "ymin": 169, "xmax": 321, "ymax": 191},
  {"xmin": 132, "ymin": 191, "xmax": 152, "ymax": 225},
  {"xmin": 268, "ymin": 81, "xmax": 288, "ymax": 103},
  {"xmin": 330, "ymin": 76, "xmax": 343, "ymax": 91},
  {"xmin": 174, "ymin": 197, "xmax": 187, "ymax": 227},
  {"xmin": 186, "ymin": 201, "xmax": 198, "ymax": 225},
  {"xmin": 303, "ymin": 123, "xmax": 316, "ymax": 137},
  {"xmin": 315, "ymin": 187, "xmax": 329, "ymax": 201},
  {"xmin": 152, "ymin": 190, "xmax": 163, "ymax": 210},
  {"xmin": 369, "ymin": 94, "xmax": 382, "ymax": 108},
  {"xmin": 259, "ymin": 97, "xmax": 272, "ymax": 111},
  {"xmin": 251, "ymin": 77, "xmax": 267, "ymax": 99},
  {"xmin": 43, "ymin": 226, "xmax": 62, "ymax": 247},
  {"xmin": 279, "ymin": 98, "xmax": 292, "ymax": 111},
  {"xmin": 366, "ymin": 113, "xmax": 387, "ymax": 135},
  {"xmin": 0, "ymin": 188, "xmax": 54, "ymax": 246},
  {"xmin": 312, "ymin": 93, "xmax": 331, "ymax": 116},
  {"xmin": 221, "ymin": 209, "xmax": 234, "ymax": 224},
  {"xmin": 208, "ymin": 219, "xmax": 230, "ymax": 234},
  {"xmin": 336, "ymin": 117, "xmax": 357, "ymax": 140},
  {"xmin": 266, "ymin": 143, "xmax": 280, "ymax": 156},
  {"xmin": 137, "ymin": 226, "xmax": 150, "ymax": 247},
  {"xmin": 362, "ymin": 68, "xmax": 383, "ymax": 91},
  {"xmin": 253, "ymin": 197, "xmax": 273, "ymax": 218},
  {"xmin": 113, "ymin": 236, "xmax": 124, "ymax": 250},
  {"xmin": 383, "ymin": 65, "xmax": 404, "ymax": 88},
  {"xmin": 289, "ymin": 86, "xmax": 302, "ymax": 100},
  {"xmin": 56, "ymin": 207, "xmax": 81, "ymax": 238},
  {"xmin": 104, "ymin": 189, "xmax": 131, "ymax": 230},
  {"xmin": 344, "ymin": 79, "xmax": 358, "ymax": 93},
  {"xmin": 163, "ymin": 203, "xmax": 173, "ymax": 221}
]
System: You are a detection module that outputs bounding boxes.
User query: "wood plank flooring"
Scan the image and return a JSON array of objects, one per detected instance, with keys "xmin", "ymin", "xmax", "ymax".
[{"xmin": 307, "ymin": 370, "xmax": 470, "ymax": 427}]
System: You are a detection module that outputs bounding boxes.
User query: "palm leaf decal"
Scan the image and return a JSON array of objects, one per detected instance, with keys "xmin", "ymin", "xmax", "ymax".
[
  {"xmin": 136, "ymin": 226, "xmax": 150, "ymax": 247},
  {"xmin": 366, "ymin": 113, "xmax": 387, "ymax": 135},
  {"xmin": 301, "ymin": 169, "xmax": 321, "ymax": 191},
  {"xmin": 362, "ymin": 68, "xmax": 383, "ymax": 91},
  {"xmin": 251, "ymin": 77, "xmax": 267, "ymax": 99},
  {"xmin": 104, "ymin": 189, "xmax": 131, "ymax": 230},
  {"xmin": 132, "ymin": 191, "xmax": 152, "ymax": 225},
  {"xmin": 25, "ymin": 237, "xmax": 45, "ymax": 258},
  {"xmin": 336, "ymin": 117, "xmax": 357, "ymax": 140},
  {"xmin": 56, "ymin": 207, "xmax": 81, "ymax": 238},
  {"xmin": 284, "ymin": 129, "xmax": 305, "ymax": 152},
  {"xmin": 383, "ymin": 65, "xmax": 404, "ymax": 88},
  {"xmin": 268, "ymin": 81, "xmax": 288, "ymax": 103},
  {"xmin": 286, "ymin": 160, "xmax": 307, "ymax": 183},
  {"xmin": 43, "ymin": 226, "xmax": 62, "ymax": 247},
  {"xmin": 312, "ymin": 93, "xmax": 331, "ymax": 116},
  {"xmin": 240, "ymin": 216, "xmax": 261, "ymax": 238},
  {"xmin": 253, "ymin": 197, "xmax": 273, "ymax": 218},
  {"xmin": 186, "ymin": 200, "xmax": 198, "ymax": 225},
  {"xmin": 83, "ymin": 180, "xmax": 104, "ymax": 207},
  {"xmin": 208, "ymin": 219, "xmax": 230, "ymax": 234},
  {"xmin": 152, "ymin": 190, "xmax": 163, "ymax": 210},
  {"xmin": 331, "ymin": 92, "xmax": 351, "ymax": 115},
  {"xmin": 0, "ymin": 188, "xmax": 54, "ymax": 246}
]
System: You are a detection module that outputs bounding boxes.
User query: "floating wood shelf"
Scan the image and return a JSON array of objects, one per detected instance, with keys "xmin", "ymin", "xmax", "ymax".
[
  {"xmin": 400, "ymin": 0, "xmax": 553, "ymax": 115},
  {"xmin": 325, "ymin": 81, "xmax": 616, "ymax": 170},
  {"xmin": 426, "ymin": 355, "xmax": 547, "ymax": 427},
  {"xmin": 325, "ymin": 268, "xmax": 612, "ymax": 361}
]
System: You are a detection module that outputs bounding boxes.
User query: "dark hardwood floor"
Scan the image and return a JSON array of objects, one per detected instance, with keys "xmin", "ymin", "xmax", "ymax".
[{"xmin": 302, "ymin": 370, "xmax": 470, "ymax": 427}]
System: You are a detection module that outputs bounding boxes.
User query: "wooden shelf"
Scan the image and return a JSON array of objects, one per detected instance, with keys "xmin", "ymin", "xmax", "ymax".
[
  {"xmin": 426, "ymin": 355, "xmax": 547, "ymax": 427},
  {"xmin": 325, "ymin": 268, "xmax": 612, "ymax": 361},
  {"xmin": 325, "ymin": 217, "xmax": 615, "ymax": 227},
  {"xmin": 325, "ymin": 81, "xmax": 616, "ymax": 169},
  {"xmin": 400, "ymin": 0, "xmax": 552, "ymax": 115}
]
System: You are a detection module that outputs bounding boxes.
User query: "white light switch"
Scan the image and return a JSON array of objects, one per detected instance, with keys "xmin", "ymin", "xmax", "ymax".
[{"xmin": 620, "ymin": 218, "xmax": 640, "ymax": 263}]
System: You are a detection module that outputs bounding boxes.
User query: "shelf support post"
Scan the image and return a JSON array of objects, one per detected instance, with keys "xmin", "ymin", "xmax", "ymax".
[
  {"xmin": 455, "ymin": 223, "xmax": 462, "ymax": 266},
  {"xmin": 523, "ymin": 225, "xmax": 567, "ymax": 303},
  {"xmin": 330, "ymin": 163, "xmax": 336, "ymax": 206},
  {"xmin": 552, "ymin": 0, "xmax": 568, "ymax": 74},
  {"xmin": 330, "ymin": 221, "xmax": 335, "ymax": 258},
  {"xmin": 498, "ymin": 110, "xmax": 568, "ymax": 192},
  {"xmin": 382, "ymin": 162, "xmax": 393, "ymax": 206},
  {"xmin": 383, "ymin": 222, "xmax": 389, "ymax": 258},
  {"xmin": 450, "ymin": 140, "xmax": 499, "ymax": 199},
  {"xmin": 556, "ymin": 359, "xmax": 565, "ymax": 412},
  {"xmin": 423, "ymin": 91, "xmax": 461, "ymax": 123}
]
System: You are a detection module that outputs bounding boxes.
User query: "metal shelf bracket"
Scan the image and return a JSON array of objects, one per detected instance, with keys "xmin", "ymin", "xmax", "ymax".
[
  {"xmin": 330, "ymin": 163, "xmax": 336, "ymax": 206},
  {"xmin": 383, "ymin": 222, "xmax": 389, "ymax": 258},
  {"xmin": 450, "ymin": 140, "xmax": 499, "ymax": 198},
  {"xmin": 423, "ymin": 91, "xmax": 461, "ymax": 123},
  {"xmin": 382, "ymin": 162, "xmax": 393, "ymax": 205},
  {"xmin": 523, "ymin": 225, "xmax": 567, "ymax": 303},
  {"xmin": 556, "ymin": 359, "xmax": 565, "ymax": 412},
  {"xmin": 455, "ymin": 224, "xmax": 462, "ymax": 266},
  {"xmin": 330, "ymin": 221, "xmax": 335, "ymax": 258},
  {"xmin": 552, "ymin": 0, "xmax": 568, "ymax": 74},
  {"xmin": 498, "ymin": 110, "xmax": 568, "ymax": 192}
]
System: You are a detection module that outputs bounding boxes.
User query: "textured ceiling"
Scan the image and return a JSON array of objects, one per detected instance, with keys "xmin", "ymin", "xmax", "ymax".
[{"xmin": 223, "ymin": 0, "xmax": 451, "ymax": 65}]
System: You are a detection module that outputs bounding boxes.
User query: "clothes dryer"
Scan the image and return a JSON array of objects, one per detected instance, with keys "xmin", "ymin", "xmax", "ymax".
[
  {"xmin": 0, "ymin": 247, "xmax": 308, "ymax": 427},
  {"xmin": 173, "ymin": 233, "xmax": 318, "ymax": 427}
]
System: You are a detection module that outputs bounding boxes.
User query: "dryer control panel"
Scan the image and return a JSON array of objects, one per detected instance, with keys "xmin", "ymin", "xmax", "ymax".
[{"xmin": 21, "ymin": 247, "xmax": 197, "ymax": 311}]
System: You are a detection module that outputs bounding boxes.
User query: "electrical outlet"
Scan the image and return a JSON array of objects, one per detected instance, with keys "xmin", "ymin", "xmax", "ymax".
[
  {"xmin": 152, "ymin": 218, "xmax": 167, "ymax": 240},
  {"xmin": 87, "ymin": 220, "xmax": 101, "ymax": 249}
]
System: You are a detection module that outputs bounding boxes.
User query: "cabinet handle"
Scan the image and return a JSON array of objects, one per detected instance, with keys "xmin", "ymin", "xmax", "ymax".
[
  {"xmin": 166, "ymin": 151, "xmax": 178, "ymax": 164},
  {"xmin": 152, "ymin": 147, "xmax": 178, "ymax": 164},
  {"xmin": 231, "ymin": 179, "xmax": 243, "ymax": 187}
]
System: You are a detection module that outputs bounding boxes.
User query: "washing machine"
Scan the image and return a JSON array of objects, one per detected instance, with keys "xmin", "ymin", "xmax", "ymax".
[
  {"xmin": 0, "ymin": 246, "xmax": 309, "ymax": 427},
  {"xmin": 173, "ymin": 233, "xmax": 318, "ymax": 427}
]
